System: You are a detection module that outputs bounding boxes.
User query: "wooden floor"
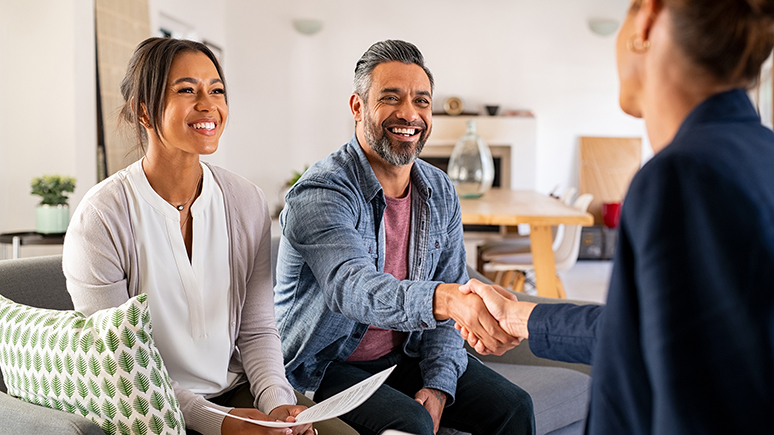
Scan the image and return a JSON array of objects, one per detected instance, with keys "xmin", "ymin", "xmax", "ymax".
[{"xmin": 558, "ymin": 260, "xmax": 611, "ymax": 304}]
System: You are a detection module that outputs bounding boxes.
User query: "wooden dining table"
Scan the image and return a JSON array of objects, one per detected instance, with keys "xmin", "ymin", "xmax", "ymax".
[{"xmin": 459, "ymin": 189, "xmax": 594, "ymax": 299}]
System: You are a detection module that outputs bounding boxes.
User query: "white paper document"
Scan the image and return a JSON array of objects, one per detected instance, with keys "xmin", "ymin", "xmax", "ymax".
[{"xmin": 205, "ymin": 365, "xmax": 396, "ymax": 428}]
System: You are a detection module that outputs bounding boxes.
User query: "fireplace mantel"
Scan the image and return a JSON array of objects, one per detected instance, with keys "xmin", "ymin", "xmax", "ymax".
[{"xmin": 421, "ymin": 115, "xmax": 537, "ymax": 190}]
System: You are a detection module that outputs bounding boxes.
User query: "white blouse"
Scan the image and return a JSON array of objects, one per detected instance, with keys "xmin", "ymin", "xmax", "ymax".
[{"xmin": 124, "ymin": 159, "xmax": 238, "ymax": 397}]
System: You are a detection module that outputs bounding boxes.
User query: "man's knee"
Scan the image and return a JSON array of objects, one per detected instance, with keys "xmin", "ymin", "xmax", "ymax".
[
  {"xmin": 453, "ymin": 360, "xmax": 537, "ymax": 434},
  {"xmin": 490, "ymin": 383, "xmax": 535, "ymax": 434},
  {"xmin": 389, "ymin": 399, "xmax": 435, "ymax": 435},
  {"xmin": 507, "ymin": 383, "xmax": 534, "ymax": 416}
]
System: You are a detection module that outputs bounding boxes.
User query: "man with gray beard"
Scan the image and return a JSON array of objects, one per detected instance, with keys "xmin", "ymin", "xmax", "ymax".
[{"xmin": 274, "ymin": 40, "xmax": 535, "ymax": 435}]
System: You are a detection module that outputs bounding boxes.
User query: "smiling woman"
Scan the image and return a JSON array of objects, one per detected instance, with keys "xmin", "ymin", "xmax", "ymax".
[
  {"xmin": 117, "ymin": 39, "xmax": 228, "ymax": 259},
  {"xmin": 61, "ymin": 37, "xmax": 354, "ymax": 435}
]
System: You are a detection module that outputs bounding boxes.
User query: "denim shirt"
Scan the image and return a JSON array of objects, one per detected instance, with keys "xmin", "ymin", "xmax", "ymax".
[{"xmin": 275, "ymin": 135, "xmax": 469, "ymax": 400}]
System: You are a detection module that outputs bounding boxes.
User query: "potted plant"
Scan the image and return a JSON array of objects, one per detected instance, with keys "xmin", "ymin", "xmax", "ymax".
[
  {"xmin": 274, "ymin": 166, "xmax": 309, "ymax": 217},
  {"xmin": 30, "ymin": 174, "xmax": 76, "ymax": 234},
  {"xmin": 286, "ymin": 166, "xmax": 308, "ymax": 188}
]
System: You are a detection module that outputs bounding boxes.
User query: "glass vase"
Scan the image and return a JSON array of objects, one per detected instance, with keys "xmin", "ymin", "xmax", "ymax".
[{"xmin": 447, "ymin": 120, "xmax": 495, "ymax": 198}]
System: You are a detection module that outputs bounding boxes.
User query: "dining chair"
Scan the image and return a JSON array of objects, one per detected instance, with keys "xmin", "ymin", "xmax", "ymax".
[{"xmin": 482, "ymin": 193, "xmax": 594, "ymax": 298}]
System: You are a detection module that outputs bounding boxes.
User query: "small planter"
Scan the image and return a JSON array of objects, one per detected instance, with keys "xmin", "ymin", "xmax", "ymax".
[
  {"xmin": 36, "ymin": 204, "xmax": 70, "ymax": 234},
  {"xmin": 31, "ymin": 174, "xmax": 76, "ymax": 234}
]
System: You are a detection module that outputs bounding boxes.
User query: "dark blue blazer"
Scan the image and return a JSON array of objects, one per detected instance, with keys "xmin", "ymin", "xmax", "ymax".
[{"xmin": 529, "ymin": 89, "xmax": 774, "ymax": 434}]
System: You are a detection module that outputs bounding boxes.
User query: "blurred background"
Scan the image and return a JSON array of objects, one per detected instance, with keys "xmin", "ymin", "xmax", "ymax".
[{"xmin": 0, "ymin": 0, "xmax": 649, "ymax": 236}]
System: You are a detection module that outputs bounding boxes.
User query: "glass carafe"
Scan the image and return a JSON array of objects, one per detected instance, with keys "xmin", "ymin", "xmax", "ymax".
[{"xmin": 447, "ymin": 120, "xmax": 495, "ymax": 198}]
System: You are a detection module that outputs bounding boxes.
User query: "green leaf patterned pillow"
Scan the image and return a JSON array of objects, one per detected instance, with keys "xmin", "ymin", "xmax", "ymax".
[{"xmin": 0, "ymin": 294, "xmax": 185, "ymax": 435}]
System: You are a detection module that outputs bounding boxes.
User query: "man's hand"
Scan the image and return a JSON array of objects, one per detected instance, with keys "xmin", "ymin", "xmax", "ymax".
[
  {"xmin": 222, "ymin": 408, "xmax": 294, "ymax": 435},
  {"xmin": 414, "ymin": 388, "xmax": 448, "ymax": 434},
  {"xmin": 434, "ymin": 282, "xmax": 520, "ymax": 355},
  {"xmin": 269, "ymin": 405, "xmax": 315, "ymax": 435},
  {"xmin": 455, "ymin": 280, "xmax": 537, "ymax": 354}
]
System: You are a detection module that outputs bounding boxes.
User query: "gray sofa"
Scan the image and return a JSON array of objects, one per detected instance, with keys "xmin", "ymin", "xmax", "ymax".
[
  {"xmin": 1, "ymin": 253, "xmax": 596, "ymax": 435},
  {"xmin": 0, "ymin": 255, "xmax": 104, "ymax": 435}
]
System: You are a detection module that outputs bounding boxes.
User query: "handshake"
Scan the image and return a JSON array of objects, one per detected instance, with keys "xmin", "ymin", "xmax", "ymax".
[{"xmin": 439, "ymin": 279, "xmax": 537, "ymax": 356}]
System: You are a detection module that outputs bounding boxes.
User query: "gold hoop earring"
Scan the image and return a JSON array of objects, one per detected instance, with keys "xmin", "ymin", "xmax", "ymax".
[{"xmin": 627, "ymin": 34, "xmax": 651, "ymax": 53}]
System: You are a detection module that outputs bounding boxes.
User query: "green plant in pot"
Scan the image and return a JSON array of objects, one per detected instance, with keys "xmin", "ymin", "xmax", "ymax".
[
  {"xmin": 30, "ymin": 174, "xmax": 76, "ymax": 234},
  {"xmin": 274, "ymin": 166, "xmax": 309, "ymax": 217}
]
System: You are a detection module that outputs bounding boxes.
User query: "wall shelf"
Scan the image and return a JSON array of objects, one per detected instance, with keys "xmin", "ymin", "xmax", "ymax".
[{"xmin": 421, "ymin": 115, "xmax": 537, "ymax": 190}]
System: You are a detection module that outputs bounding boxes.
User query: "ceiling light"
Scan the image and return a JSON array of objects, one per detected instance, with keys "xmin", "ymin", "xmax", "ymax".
[{"xmin": 588, "ymin": 18, "xmax": 619, "ymax": 37}]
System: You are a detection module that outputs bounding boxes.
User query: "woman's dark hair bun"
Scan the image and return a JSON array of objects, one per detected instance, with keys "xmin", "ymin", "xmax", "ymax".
[
  {"xmin": 744, "ymin": 0, "xmax": 774, "ymax": 18},
  {"xmin": 667, "ymin": 0, "xmax": 774, "ymax": 85}
]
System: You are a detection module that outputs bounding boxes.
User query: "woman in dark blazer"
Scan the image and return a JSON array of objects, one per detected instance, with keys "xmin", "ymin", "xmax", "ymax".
[{"xmin": 459, "ymin": 0, "xmax": 774, "ymax": 433}]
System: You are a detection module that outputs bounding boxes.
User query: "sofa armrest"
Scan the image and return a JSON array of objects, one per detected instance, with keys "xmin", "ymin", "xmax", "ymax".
[
  {"xmin": 0, "ymin": 391, "xmax": 105, "ymax": 435},
  {"xmin": 465, "ymin": 266, "xmax": 600, "ymax": 375}
]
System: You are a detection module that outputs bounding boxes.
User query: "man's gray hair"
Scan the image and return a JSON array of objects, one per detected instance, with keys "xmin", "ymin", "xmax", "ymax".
[{"xmin": 353, "ymin": 40, "xmax": 434, "ymax": 102}]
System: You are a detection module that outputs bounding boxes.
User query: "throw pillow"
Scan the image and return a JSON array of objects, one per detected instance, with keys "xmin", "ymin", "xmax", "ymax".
[{"xmin": 0, "ymin": 294, "xmax": 185, "ymax": 435}]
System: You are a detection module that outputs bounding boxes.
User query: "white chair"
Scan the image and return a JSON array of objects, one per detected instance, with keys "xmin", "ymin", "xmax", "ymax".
[
  {"xmin": 482, "ymin": 193, "xmax": 594, "ymax": 298},
  {"xmin": 557, "ymin": 186, "xmax": 577, "ymax": 205}
]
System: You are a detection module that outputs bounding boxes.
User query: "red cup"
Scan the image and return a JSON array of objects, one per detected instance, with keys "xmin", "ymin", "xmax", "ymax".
[{"xmin": 602, "ymin": 202, "xmax": 622, "ymax": 228}]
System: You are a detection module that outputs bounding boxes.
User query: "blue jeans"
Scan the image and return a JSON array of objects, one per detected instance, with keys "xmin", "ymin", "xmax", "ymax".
[{"xmin": 314, "ymin": 351, "xmax": 535, "ymax": 435}]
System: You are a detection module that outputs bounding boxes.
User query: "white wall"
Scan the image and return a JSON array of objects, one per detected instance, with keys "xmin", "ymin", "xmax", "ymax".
[
  {"xmin": 218, "ymin": 0, "xmax": 648, "ymax": 214},
  {"xmin": 0, "ymin": 0, "xmax": 97, "ymax": 253},
  {"xmin": 149, "ymin": 0, "xmax": 226, "ymax": 46},
  {"xmin": 0, "ymin": 0, "xmax": 647, "ymax": 240}
]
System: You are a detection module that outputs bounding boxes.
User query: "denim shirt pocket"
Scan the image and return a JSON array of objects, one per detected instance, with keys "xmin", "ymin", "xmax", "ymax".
[{"xmin": 425, "ymin": 231, "xmax": 449, "ymax": 279}]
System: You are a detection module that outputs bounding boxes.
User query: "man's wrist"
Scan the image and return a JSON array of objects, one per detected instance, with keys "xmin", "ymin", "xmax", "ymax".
[
  {"xmin": 432, "ymin": 283, "xmax": 458, "ymax": 320},
  {"xmin": 428, "ymin": 388, "xmax": 448, "ymax": 406}
]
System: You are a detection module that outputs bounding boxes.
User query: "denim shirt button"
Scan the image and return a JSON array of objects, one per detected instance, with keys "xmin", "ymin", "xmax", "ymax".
[
  {"xmin": 353, "ymin": 333, "xmax": 361, "ymax": 338},
  {"xmin": 368, "ymin": 247, "xmax": 372, "ymax": 253},
  {"xmin": 421, "ymin": 321, "xmax": 428, "ymax": 328},
  {"xmin": 435, "ymin": 241, "xmax": 440, "ymax": 248}
]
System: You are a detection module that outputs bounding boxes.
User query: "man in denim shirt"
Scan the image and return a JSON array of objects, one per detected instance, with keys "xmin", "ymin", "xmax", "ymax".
[{"xmin": 275, "ymin": 40, "xmax": 534, "ymax": 435}]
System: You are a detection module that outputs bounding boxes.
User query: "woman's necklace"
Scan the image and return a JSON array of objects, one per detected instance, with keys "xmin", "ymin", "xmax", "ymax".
[
  {"xmin": 169, "ymin": 168, "xmax": 203, "ymax": 210},
  {"xmin": 178, "ymin": 175, "xmax": 202, "ymax": 229},
  {"xmin": 172, "ymin": 174, "xmax": 202, "ymax": 211},
  {"xmin": 171, "ymin": 170, "xmax": 203, "ymax": 231}
]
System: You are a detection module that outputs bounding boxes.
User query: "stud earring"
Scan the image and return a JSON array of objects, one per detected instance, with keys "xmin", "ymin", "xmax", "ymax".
[{"xmin": 627, "ymin": 34, "xmax": 651, "ymax": 53}]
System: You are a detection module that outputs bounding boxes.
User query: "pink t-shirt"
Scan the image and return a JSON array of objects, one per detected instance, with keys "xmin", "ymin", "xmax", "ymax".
[{"xmin": 347, "ymin": 185, "xmax": 412, "ymax": 361}]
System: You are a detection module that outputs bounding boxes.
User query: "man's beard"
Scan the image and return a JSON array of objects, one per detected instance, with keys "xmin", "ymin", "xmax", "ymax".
[{"xmin": 363, "ymin": 109, "xmax": 429, "ymax": 167}]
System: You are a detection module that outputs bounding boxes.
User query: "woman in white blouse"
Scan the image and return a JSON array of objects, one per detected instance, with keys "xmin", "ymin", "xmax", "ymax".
[{"xmin": 63, "ymin": 37, "xmax": 351, "ymax": 435}]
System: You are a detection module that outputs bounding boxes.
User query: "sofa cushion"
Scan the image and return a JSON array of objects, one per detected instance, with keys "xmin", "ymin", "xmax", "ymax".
[
  {"xmin": 0, "ymin": 255, "xmax": 73, "ymax": 311},
  {"xmin": 0, "ymin": 255, "xmax": 73, "ymax": 393},
  {"xmin": 484, "ymin": 362, "xmax": 590, "ymax": 435},
  {"xmin": 0, "ymin": 293, "xmax": 185, "ymax": 435},
  {"xmin": 0, "ymin": 390, "xmax": 105, "ymax": 435}
]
